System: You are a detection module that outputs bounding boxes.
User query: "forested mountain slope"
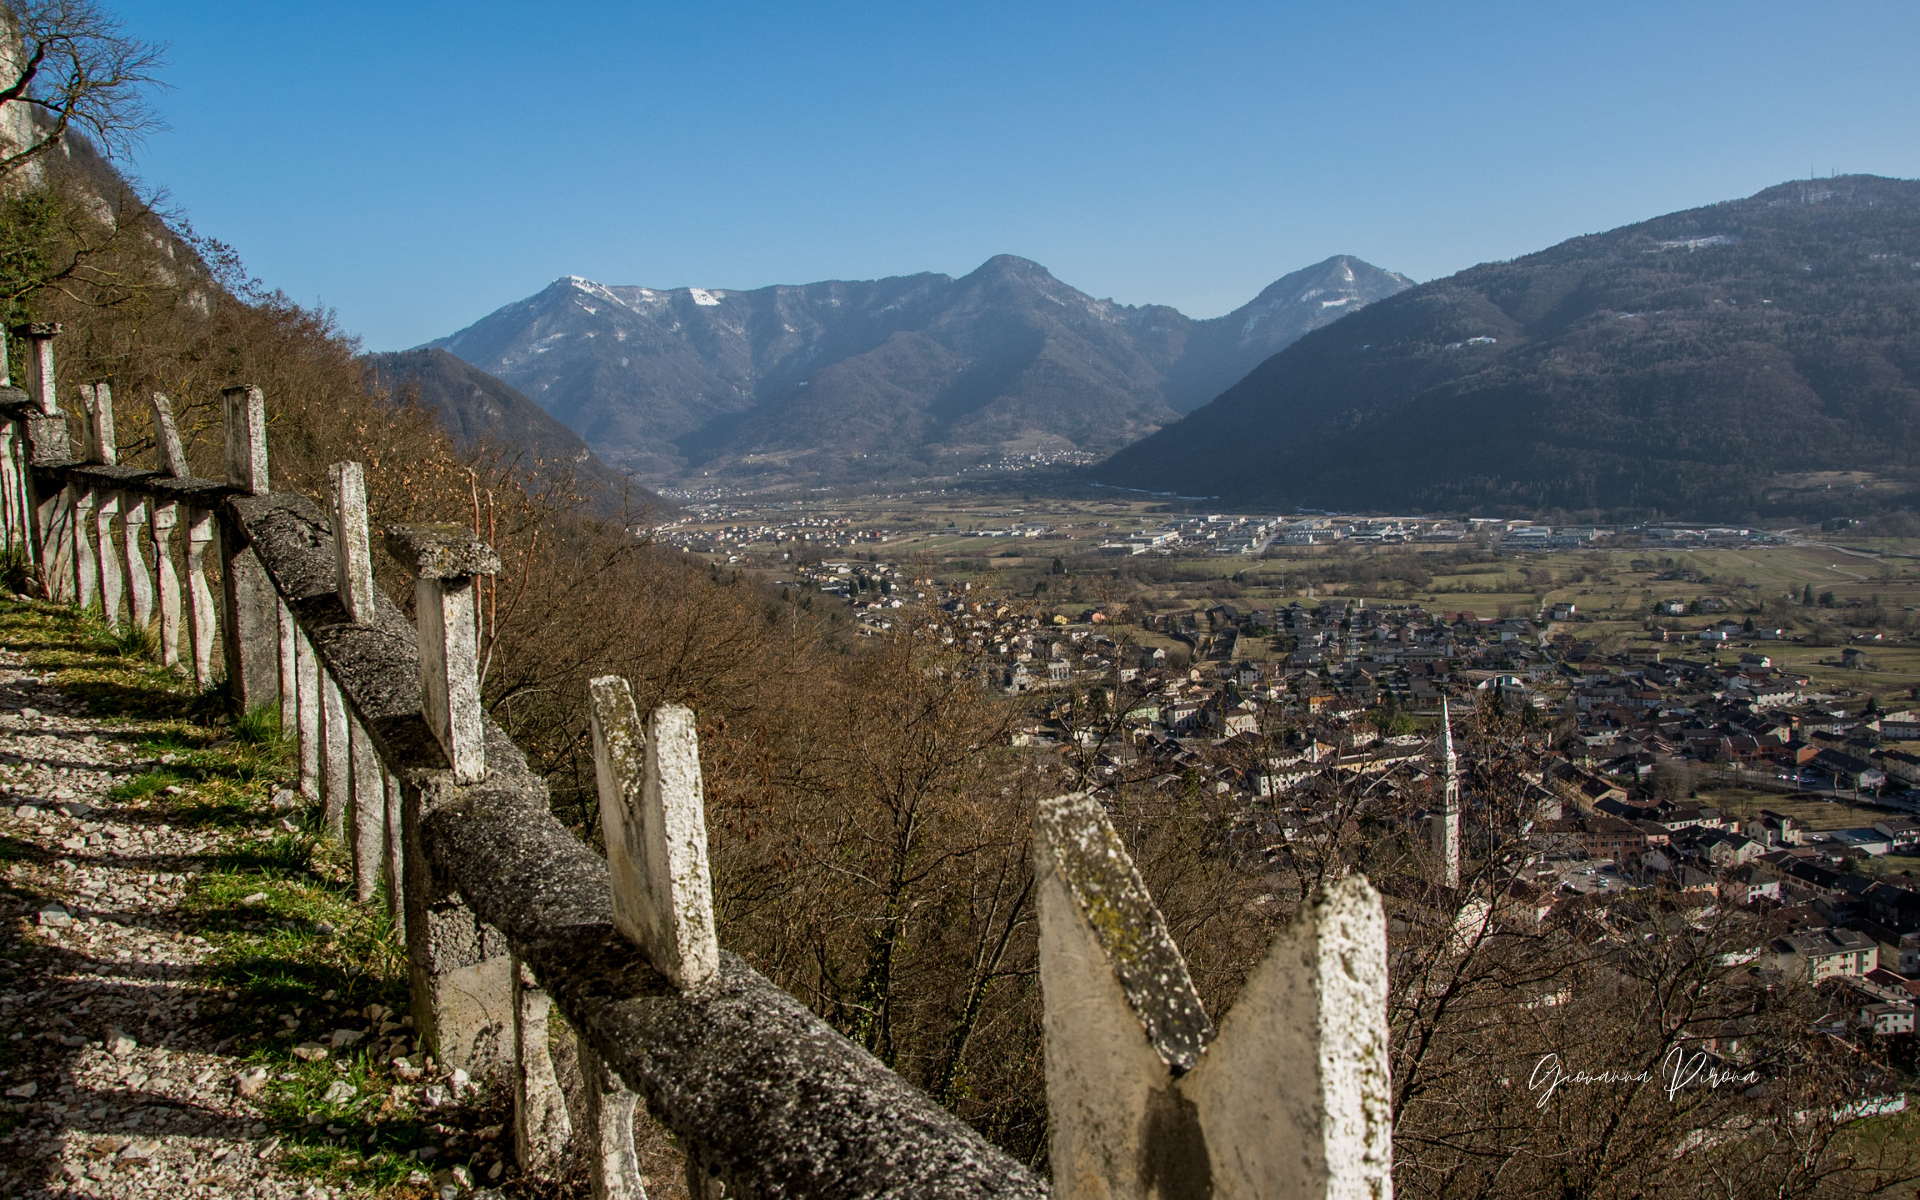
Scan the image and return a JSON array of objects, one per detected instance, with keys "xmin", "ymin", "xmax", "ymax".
[
  {"xmin": 1094, "ymin": 176, "xmax": 1920, "ymax": 521},
  {"xmin": 362, "ymin": 348, "xmax": 658, "ymax": 510}
]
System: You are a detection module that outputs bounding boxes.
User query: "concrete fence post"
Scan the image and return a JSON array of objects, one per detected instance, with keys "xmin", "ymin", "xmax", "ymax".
[
  {"xmin": 0, "ymin": 421, "xmax": 21, "ymax": 551},
  {"xmin": 587, "ymin": 675, "xmax": 718, "ymax": 989},
  {"xmin": 295, "ymin": 631, "xmax": 322, "ymax": 801},
  {"xmin": 348, "ymin": 709, "xmax": 384, "ymax": 902},
  {"xmin": 151, "ymin": 501, "xmax": 181, "ymax": 667},
  {"xmin": 321, "ymin": 670, "xmax": 351, "ymax": 839},
  {"xmin": 384, "ymin": 524, "xmax": 500, "ymax": 783},
  {"xmin": 37, "ymin": 482, "xmax": 73, "ymax": 602},
  {"xmin": 218, "ymin": 389, "xmax": 277, "ymax": 708},
  {"xmin": 120, "ymin": 494, "xmax": 153, "ymax": 630},
  {"xmin": 69, "ymin": 487, "xmax": 96, "ymax": 610},
  {"xmin": 15, "ymin": 325, "xmax": 68, "ymax": 598},
  {"xmin": 401, "ymin": 770, "xmax": 511, "ymax": 1080},
  {"xmin": 184, "ymin": 508, "xmax": 218, "ymax": 687},
  {"xmin": 509, "ymin": 956, "xmax": 571, "ymax": 1179},
  {"xmin": 19, "ymin": 323, "xmax": 58, "ymax": 417},
  {"xmin": 577, "ymin": 1040, "xmax": 644, "ymax": 1200},
  {"xmin": 150, "ymin": 393, "xmax": 190, "ymax": 478},
  {"xmin": 77, "ymin": 382, "xmax": 114, "ymax": 466},
  {"xmin": 93, "ymin": 491, "xmax": 122, "ymax": 625},
  {"xmin": 383, "ymin": 768, "xmax": 405, "ymax": 936},
  {"xmin": 329, "ymin": 462, "xmax": 377, "ymax": 622},
  {"xmin": 276, "ymin": 598, "xmax": 298, "ymax": 738},
  {"xmin": 1034, "ymin": 792, "xmax": 1393, "ymax": 1200},
  {"xmin": 222, "ymin": 384, "xmax": 268, "ymax": 495}
]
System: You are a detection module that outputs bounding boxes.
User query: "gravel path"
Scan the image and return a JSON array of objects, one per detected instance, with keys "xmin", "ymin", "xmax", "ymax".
[{"xmin": 0, "ymin": 645, "xmax": 426, "ymax": 1199}]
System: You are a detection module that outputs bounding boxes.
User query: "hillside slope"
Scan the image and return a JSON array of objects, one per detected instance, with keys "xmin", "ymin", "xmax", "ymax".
[
  {"xmin": 1093, "ymin": 176, "xmax": 1920, "ymax": 521},
  {"xmin": 363, "ymin": 349, "xmax": 661, "ymax": 511},
  {"xmin": 427, "ymin": 255, "xmax": 1410, "ymax": 487}
]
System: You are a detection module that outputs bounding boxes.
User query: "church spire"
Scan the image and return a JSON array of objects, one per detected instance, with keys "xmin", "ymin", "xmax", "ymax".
[{"xmin": 1433, "ymin": 696, "xmax": 1461, "ymax": 889}]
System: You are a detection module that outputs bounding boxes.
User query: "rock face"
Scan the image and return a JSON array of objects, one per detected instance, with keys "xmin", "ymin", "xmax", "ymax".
[
  {"xmin": 426, "ymin": 255, "xmax": 1411, "ymax": 488},
  {"xmin": 1095, "ymin": 175, "xmax": 1920, "ymax": 520}
]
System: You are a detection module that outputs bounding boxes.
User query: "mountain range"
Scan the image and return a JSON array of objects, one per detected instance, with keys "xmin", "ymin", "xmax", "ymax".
[
  {"xmin": 1095, "ymin": 176, "xmax": 1920, "ymax": 521},
  {"xmin": 426, "ymin": 255, "xmax": 1412, "ymax": 488}
]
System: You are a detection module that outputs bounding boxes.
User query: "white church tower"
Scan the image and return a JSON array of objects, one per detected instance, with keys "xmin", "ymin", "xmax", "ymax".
[{"xmin": 1429, "ymin": 697, "xmax": 1462, "ymax": 889}]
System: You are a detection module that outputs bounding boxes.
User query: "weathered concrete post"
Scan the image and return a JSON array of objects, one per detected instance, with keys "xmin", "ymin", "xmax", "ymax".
[
  {"xmin": 295, "ymin": 631, "xmax": 322, "ymax": 801},
  {"xmin": 92, "ymin": 491, "xmax": 122, "ymax": 625},
  {"xmin": 577, "ymin": 1041, "xmax": 643, "ymax": 1200},
  {"xmin": 382, "ymin": 769, "xmax": 405, "ymax": 933},
  {"xmin": 149, "ymin": 394, "xmax": 191, "ymax": 669},
  {"xmin": 588, "ymin": 676, "xmax": 719, "ymax": 988},
  {"xmin": 222, "ymin": 385, "xmax": 268, "ymax": 495},
  {"xmin": 219, "ymin": 385, "xmax": 278, "ymax": 709},
  {"xmin": 150, "ymin": 501, "xmax": 181, "ymax": 667},
  {"xmin": 150, "ymin": 393, "xmax": 191, "ymax": 478},
  {"xmin": 276, "ymin": 598, "xmax": 298, "ymax": 738},
  {"xmin": 19, "ymin": 323, "xmax": 58, "ymax": 418},
  {"xmin": 120, "ymin": 493, "xmax": 154, "ymax": 630},
  {"xmin": 329, "ymin": 462, "xmax": 376, "ymax": 622},
  {"xmin": 77, "ymin": 382, "xmax": 114, "ymax": 466},
  {"xmin": 0, "ymin": 420, "xmax": 20, "ymax": 551},
  {"xmin": 16, "ymin": 325, "xmax": 72, "ymax": 598},
  {"xmin": 509, "ymin": 956, "xmax": 571, "ymax": 1179},
  {"xmin": 1034, "ymin": 792, "xmax": 1393, "ymax": 1200},
  {"xmin": 68, "ymin": 486, "xmax": 96, "ymax": 610},
  {"xmin": 38, "ymin": 482, "xmax": 74, "ymax": 603},
  {"xmin": 185, "ymin": 508, "xmax": 218, "ymax": 687},
  {"xmin": 321, "ymin": 671, "xmax": 351, "ymax": 839},
  {"xmin": 383, "ymin": 524, "xmax": 500, "ymax": 783},
  {"xmin": 347, "ymin": 710, "xmax": 384, "ymax": 902},
  {"xmin": 401, "ymin": 770, "xmax": 512, "ymax": 1079},
  {"xmin": 585, "ymin": 675, "xmax": 717, "ymax": 1200}
]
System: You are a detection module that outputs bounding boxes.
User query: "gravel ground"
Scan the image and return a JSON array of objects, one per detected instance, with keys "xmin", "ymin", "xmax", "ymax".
[{"xmin": 0, "ymin": 645, "xmax": 444, "ymax": 1199}]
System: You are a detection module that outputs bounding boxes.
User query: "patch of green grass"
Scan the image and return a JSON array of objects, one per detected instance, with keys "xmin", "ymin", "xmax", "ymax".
[
  {"xmin": 255, "ymin": 1054, "xmax": 435, "ymax": 1191},
  {"xmin": 232, "ymin": 703, "xmax": 284, "ymax": 748},
  {"xmin": 185, "ymin": 846, "xmax": 406, "ymax": 1039},
  {"xmin": 107, "ymin": 768, "xmax": 189, "ymax": 802},
  {"xmin": 101, "ymin": 620, "xmax": 160, "ymax": 661}
]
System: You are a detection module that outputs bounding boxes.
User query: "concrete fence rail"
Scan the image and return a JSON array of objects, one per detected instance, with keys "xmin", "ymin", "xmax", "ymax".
[{"xmin": 0, "ymin": 322, "xmax": 1394, "ymax": 1199}]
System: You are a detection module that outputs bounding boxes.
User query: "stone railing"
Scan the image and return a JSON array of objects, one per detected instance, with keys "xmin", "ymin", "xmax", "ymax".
[{"xmin": 0, "ymin": 323, "xmax": 1395, "ymax": 1200}]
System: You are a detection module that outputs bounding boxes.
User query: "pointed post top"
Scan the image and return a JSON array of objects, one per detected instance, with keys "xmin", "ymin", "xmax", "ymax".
[
  {"xmin": 78, "ymin": 382, "xmax": 114, "ymax": 466},
  {"xmin": 1035, "ymin": 791, "xmax": 1213, "ymax": 1072},
  {"xmin": 150, "ymin": 393, "xmax": 190, "ymax": 478},
  {"xmin": 588, "ymin": 675, "xmax": 718, "ymax": 990}
]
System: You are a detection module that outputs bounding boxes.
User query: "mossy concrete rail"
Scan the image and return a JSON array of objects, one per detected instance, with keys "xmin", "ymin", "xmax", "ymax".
[{"xmin": 0, "ymin": 320, "xmax": 1396, "ymax": 1200}]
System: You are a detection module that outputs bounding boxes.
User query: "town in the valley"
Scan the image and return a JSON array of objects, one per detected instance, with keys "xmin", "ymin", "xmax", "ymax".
[{"xmin": 658, "ymin": 490, "xmax": 1920, "ymax": 1037}]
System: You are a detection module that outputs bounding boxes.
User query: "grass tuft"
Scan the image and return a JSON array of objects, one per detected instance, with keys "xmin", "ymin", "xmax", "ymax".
[
  {"xmin": 102, "ymin": 620, "xmax": 161, "ymax": 661},
  {"xmin": 232, "ymin": 702, "xmax": 285, "ymax": 748}
]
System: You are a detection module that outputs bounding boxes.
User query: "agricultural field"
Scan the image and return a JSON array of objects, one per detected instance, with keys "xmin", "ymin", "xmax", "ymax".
[{"xmin": 661, "ymin": 491, "xmax": 1920, "ymax": 702}]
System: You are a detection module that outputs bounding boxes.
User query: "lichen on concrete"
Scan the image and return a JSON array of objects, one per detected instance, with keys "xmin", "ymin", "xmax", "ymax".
[
  {"xmin": 430, "ymin": 779, "xmax": 1049, "ymax": 1198},
  {"xmin": 383, "ymin": 522, "xmax": 503, "ymax": 579},
  {"xmin": 1036, "ymin": 792, "xmax": 1214, "ymax": 1073}
]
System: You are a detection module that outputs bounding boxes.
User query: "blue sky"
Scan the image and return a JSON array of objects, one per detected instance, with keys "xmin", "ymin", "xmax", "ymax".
[{"xmin": 110, "ymin": 1, "xmax": 1920, "ymax": 351}]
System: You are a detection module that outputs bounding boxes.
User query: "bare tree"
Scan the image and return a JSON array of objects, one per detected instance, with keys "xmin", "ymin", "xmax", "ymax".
[{"xmin": 0, "ymin": 0, "xmax": 164, "ymax": 179}]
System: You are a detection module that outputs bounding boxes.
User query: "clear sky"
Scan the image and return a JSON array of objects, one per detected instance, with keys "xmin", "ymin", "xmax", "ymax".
[{"xmin": 108, "ymin": 0, "xmax": 1920, "ymax": 352}]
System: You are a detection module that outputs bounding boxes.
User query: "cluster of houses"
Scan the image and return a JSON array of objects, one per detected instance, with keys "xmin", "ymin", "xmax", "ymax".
[
  {"xmin": 960, "ymin": 591, "xmax": 1920, "ymax": 1040},
  {"xmin": 658, "ymin": 504, "xmax": 893, "ymax": 558}
]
